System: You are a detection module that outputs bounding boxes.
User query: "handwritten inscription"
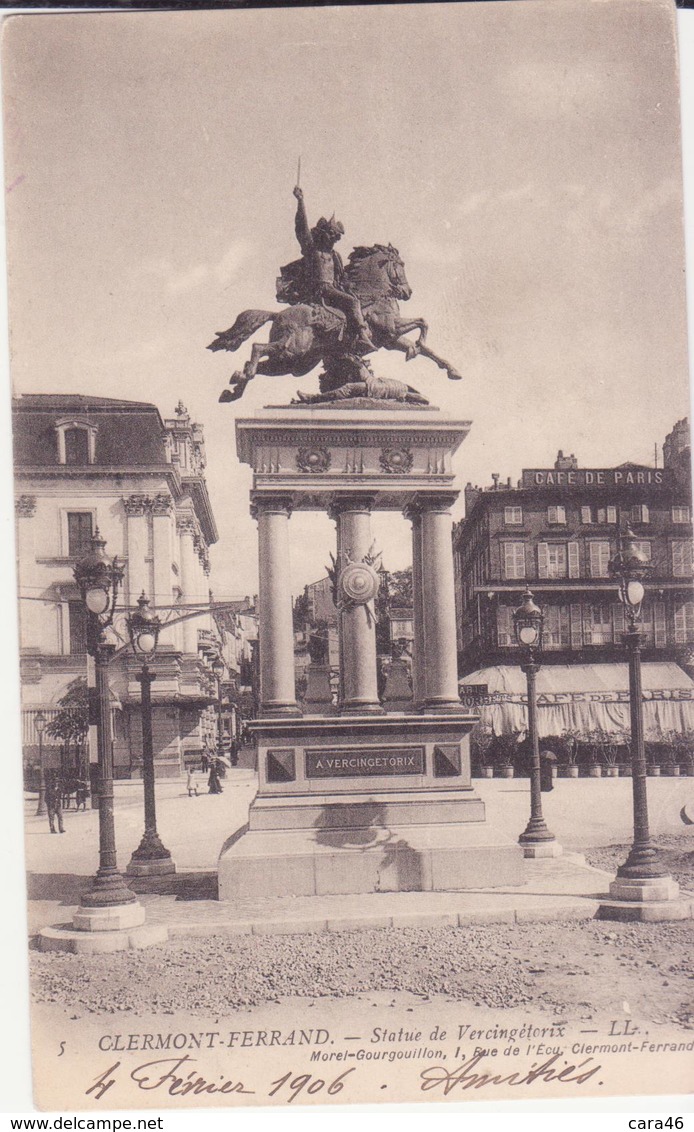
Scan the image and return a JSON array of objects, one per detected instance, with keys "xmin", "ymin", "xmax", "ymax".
[{"xmin": 305, "ymin": 747, "xmax": 425, "ymax": 778}]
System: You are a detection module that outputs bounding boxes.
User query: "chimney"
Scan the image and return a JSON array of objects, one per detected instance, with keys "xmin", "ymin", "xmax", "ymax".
[
  {"xmin": 554, "ymin": 450, "xmax": 578, "ymax": 471},
  {"xmin": 491, "ymin": 473, "xmax": 500, "ymax": 490},
  {"xmin": 464, "ymin": 482, "xmax": 482, "ymax": 513}
]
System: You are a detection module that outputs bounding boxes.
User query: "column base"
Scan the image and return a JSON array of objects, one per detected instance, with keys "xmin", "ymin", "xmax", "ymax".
[
  {"xmin": 260, "ymin": 703, "xmax": 303, "ymax": 718},
  {"xmin": 339, "ymin": 702, "xmax": 385, "ymax": 715},
  {"xmin": 72, "ymin": 899, "xmax": 146, "ymax": 932},
  {"xmin": 420, "ymin": 700, "xmax": 464, "ymax": 714},
  {"xmin": 520, "ymin": 840, "xmax": 563, "ymax": 859}
]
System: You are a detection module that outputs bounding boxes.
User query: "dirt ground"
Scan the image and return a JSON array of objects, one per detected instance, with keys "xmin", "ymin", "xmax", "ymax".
[
  {"xmin": 585, "ymin": 833, "xmax": 694, "ymax": 889},
  {"xmin": 30, "ymin": 917, "xmax": 694, "ymax": 1030}
]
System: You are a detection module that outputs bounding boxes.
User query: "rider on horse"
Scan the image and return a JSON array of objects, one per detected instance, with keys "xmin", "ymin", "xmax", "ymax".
[{"xmin": 279, "ymin": 186, "xmax": 376, "ymax": 353}]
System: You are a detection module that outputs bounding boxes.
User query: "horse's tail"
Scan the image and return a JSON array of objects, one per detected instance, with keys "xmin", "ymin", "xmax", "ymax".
[{"xmin": 207, "ymin": 309, "xmax": 273, "ymax": 353}]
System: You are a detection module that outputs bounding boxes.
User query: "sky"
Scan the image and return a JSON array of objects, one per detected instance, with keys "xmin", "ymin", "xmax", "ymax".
[{"xmin": 2, "ymin": 0, "xmax": 691, "ymax": 598}]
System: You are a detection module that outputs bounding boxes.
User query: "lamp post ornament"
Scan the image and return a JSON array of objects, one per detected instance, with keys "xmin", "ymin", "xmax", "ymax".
[
  {"xmin": 513, "ymin": 588, "xmax": 560, "ymax": 857},
  {"xmin": 126, "ymin": 593, "xmax": 175, "ymax": 876},
  {"xmin": 73, "ymin": 530, "xmax": 138, "ymax": 911},
  {"xmin": 34, "ymin": 709, "xmax": 47, "ymax": 817}
]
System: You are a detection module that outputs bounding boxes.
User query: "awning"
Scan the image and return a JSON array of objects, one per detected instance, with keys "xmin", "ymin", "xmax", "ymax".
[{"xmin": 459, "ymin": 662, "xmax": 694, "ymax": 739}]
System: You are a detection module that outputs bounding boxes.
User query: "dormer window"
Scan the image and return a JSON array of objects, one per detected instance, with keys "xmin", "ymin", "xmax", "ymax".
[{"xmin": 56, "ymin": 417, "xmax": 97, "ymax": 465}]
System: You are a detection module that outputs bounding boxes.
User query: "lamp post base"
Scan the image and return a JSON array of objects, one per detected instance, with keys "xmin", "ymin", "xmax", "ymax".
[
  {"xmin": 519, "ymin": 839, "xmax": 563, "ymax": 859},
  {"xmin": 127, "ymin": 856, "xmax": 176, "ymax": 877},
  {"xmin": 598, "ymin": 875, "xmax": 693, "ymax": 921},
  {"xmin": 72, "ymin": 899, "xmax": 146, "ymax": 932}
]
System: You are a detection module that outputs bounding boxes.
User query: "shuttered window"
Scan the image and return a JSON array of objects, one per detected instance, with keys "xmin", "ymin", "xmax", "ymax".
[
  {"xmin": 654, "ymin": 602, "xmax": 667, "ymax": 647},
  {"xmin": 504, "ymin": 506, "xmax": 523, "ymax": 525},
  {"xmin": 672, "ymin": 540, "xmax": 693, "ymax": 577},
  {"xmin": 544, "ymin": 605, "xmax": 570, "ymax": 649},
  {"xmin": 67, "ymin": 512, "xmax": 93, "ymax": 557},
  {"xmin": 632, "ymin": 504, "xmax": 649, "ymax": 524},
  {"xmin": 568, "ymin": 542, "xmax": 580, "ymax": 578},
  {"xmin": 503, "ymin": 542, "xmax": 526, "ymax": 579},
  {"xmin": 547, "ymin": 505, "xmax": 566, "ymax": 525},
  {"xmin": 581, "ymin": 506, "xmax": 592, "ymax": 524},
  {"xmin": 672, "ymin": 506, "xmax": 690, "ymax": 524},
  {"xmin": 496, "ymin": 604, "xmax": 514, "ymax": 646},
  {"xmin": 570, "ymin": 604, "xmax": 583, "ymax": 648},
  {"xmin": 674, "ymin": 601, "xmax": 694, "ymax": 643},
  {"xmin": 584, "ymin": 604, "xmax": 612, "ymax": 645},
  {"xmin": 588, "ymin": 541, "xmax": 611, "ymax": 577},
  {"xmin": 612, "ymin": 602, "xmax": 625, "ymax": 643}
]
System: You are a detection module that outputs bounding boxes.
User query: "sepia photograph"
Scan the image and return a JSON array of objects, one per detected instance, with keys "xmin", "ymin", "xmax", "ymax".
[{"xmin": 1, "ymin": 0, "xmax": 693, "ymax": 1113}]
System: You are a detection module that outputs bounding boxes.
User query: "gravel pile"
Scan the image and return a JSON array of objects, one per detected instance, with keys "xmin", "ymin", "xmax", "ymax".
[{"xmin": 31, "ymin": 919, "xmax": 694, "ymax": 1022}]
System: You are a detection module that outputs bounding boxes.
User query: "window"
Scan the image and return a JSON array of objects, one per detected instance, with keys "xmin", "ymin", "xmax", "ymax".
[
  {"xmin": 674, "ymin": 601, "xmax": 694, "ymax": 643},
  {"xmin": 581, "ymin": 506, "xmax": 592, "ymax": 524},
  {"xmin": 538, "ymin": 542, "xmax": 567, "ymax": 579},
  {"xmin": 584, "ymin": 604, "xmax": 613, "ymax": 645},
  {"xmin": 496, "ymin": 605, "xmax": 514, "ymax": 647},
  {"xmin": 672, "ymin": 539, "xmax": 694, "ymax": 577},
  {"xmin": 596, "ymin": 506, "xmax": 617, "ymax": 525},
  {"xmin": 547, "ymin": 505, "xmax": 566, "ymax": 525},
  {"xmin": 632, "ymin": 504, "xmax": 649, "ymax": 524},
  {"xmin": 504, "ymin": 506, "xmax": 523, "ymax": 525},
  {"xmin": 64, "ymin": 428, "xmax": 90, "ymax": 465},
  {"xmin": 67, "ymin": 512, "xmax": 93, "ymax": 557},
  {"xmin": 503, "ymin": 542, "xmax": 526, "ymax": 579},
  {"xmin": 588, "ymin": 540, "xmax": 611, "ymax": 578},
  {"xmin": 632, "ymin": 540, "xmax": 652, "ymax": 562},
  {"xmin": 543, "ymin": 605, "xmax": 570, "ymax": 649},
  {"xmin": 68, "ymin": 601, "xmax": 87, "ymax": 655},
  {"xmin": 672, "ymin": 506, "xmax": 690, "ymax": 524}
]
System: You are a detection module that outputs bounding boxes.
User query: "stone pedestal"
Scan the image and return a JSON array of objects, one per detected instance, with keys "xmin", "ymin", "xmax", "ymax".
[{"xmin": 223, "ymin": 404, "xmax": 523, "ymax": 898}]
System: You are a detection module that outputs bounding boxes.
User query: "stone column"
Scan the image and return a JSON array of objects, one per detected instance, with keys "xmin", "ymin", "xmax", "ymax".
[
  {"xmin": 330, "ymin": 494, "xmax": 382, "ymax": 715},
  {"xmin": 151, "ymin": 494, "xmax": 173, "ymax": 613},
  {"xmin": 416, "ymin": 492, "xmax": 461, "ymax": 713},
  {"xmin": 177, "ymin": 515, "xmax": 199, "ymax": 655},
  {"xmin": 123, "ymin": 495, "xmax": 150, "ymax": 605},
  {"xmin": 404, "ymin": 501, "xmax": 425, "ymax": 708},
  {"xmin": 252, "ymin": 495, "xmax": 300, "ymax": 717}
]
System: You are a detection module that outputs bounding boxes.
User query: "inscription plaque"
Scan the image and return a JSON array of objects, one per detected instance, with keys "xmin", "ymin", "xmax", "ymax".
[{"xmin": 305, "ymin": 746, "xmax": 425, "ymax": 778}]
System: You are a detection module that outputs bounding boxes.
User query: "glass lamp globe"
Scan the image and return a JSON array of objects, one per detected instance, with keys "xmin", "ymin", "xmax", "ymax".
[
  {"xmin": 518, "ymin": 624, "xmax": 539, "ymax": 647},
  {"xmin": 85, "ymin": 586, "xmax": 109, "ymax": 615},
  {"xmin": 626, "ymin": 579, "xmax": 645, "ymax": 608},
  {"xmin": 137, "ymin": 631, "xmax": 157, "ymax": 655}
]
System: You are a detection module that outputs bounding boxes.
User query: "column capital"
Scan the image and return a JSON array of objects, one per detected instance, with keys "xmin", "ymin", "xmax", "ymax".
[
  {"xmin": 328, "ymin": 492, "xmax": 377, "ymax": 522},
  {"xmin": 176, "ymin": 514, "xmax": 197, "ymax": 537},
  {"xmin": 151, "ymin": 493, "xmax": 173, "ymax": 517},
  {"xmin": 250, "ymin": 493, "xmax": 294, "ymax": 521},
  {"xmin": 123, "ymin": 494, "xmax": 152, "ymax": 516},
  {"xmin": 15, "ymin": 494, "xmax": 37, "ymax": 518},
  {"xmin": 404, "ymin": 491, "xmax": 459, "ymax": 520}
]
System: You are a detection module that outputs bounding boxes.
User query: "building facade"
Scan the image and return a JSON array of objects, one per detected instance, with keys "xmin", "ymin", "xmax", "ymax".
[
  {"xmin": 454, "ymin": 421, "xmax": 694, "ymax": 676},
  {"xmin": 14, "ymin": 394, "xmax": 223, "ymax": 777}
]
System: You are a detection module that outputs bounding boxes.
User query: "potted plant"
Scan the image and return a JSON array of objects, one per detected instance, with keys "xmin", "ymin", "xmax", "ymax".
[
  {"xmin": 557, "ymin": 730, "xmax": 580, "ymax": 778},
  {"xmin": 602, "ymin": 731, "xmax": 624, "ymax": 778},
  {"xmin": 662, "ymin": 729, "xmax": 694, "ymax": 776},
  {"xmin": 645, "ymin": 741, "xmax": 661, "ymax": 776},
  {"xmin": 493, "ymin": 731, "xmax": 520, "ymax": 779},
  {"xmin": 584, "ymin": 729, "xmax": 603, "ymax": 777},
  {"xmin": 472, "ymin": 725, "xmax": 495, "ymax": 778},
  {"xmin": 660, "ymin": 744, "xmax": 680, "ymax": 777}
]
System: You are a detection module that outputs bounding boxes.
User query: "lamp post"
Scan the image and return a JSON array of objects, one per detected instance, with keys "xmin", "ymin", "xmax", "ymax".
[
  {"xmin": 34, "ymin": 709, "xmax": 47, "ymax": 816},
  {"xmin": 72, "ymin": 530, "xmax": 144, "ymax": 928},
  {"xmin": 126, "ymin": 593, "xmax": 175, "ymax": 877},
  {"xmin": 513, "ymin": 588, "xmax": 561, "ymax": 858},
  {"xmin": 599, "ymin": 526, "xmax": 683, "ymax": 918},
  {"xmin": 212, "ymin": 656, "xmax": 226, "ymax": 761}
]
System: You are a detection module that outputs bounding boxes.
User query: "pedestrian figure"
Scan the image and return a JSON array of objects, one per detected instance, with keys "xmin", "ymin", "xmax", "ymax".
[
  {"xmin": 200, "ymin": 749, "xmax": 209, "ymax": 774},
  {"xmin": 540, "ymin": 750, "xmax": 557, "ymax": 793},
  {"xmin": 75, "ymin": 777, "xmax": 89, "ymax": 811},
  {"xmin": 208, "ymin": 758, "xmax": 223, "ymax": 795},
  {"xmin": 186, "ymin": 767, "xmax": 199, "ymax": 797},
  {"xmin": 45, "ymin": 771, "xmax": 65, "ymax": 834}
]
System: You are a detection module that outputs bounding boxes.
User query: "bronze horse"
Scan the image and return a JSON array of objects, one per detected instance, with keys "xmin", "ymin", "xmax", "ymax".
[{"xmin": 209, "ymin": 243, "xmax": 462, "ymax": 402}]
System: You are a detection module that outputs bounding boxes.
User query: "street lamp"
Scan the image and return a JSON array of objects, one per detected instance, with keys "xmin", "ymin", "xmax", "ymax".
[
  {"xmin": 599, "ymin": 526, "xmax": 682, "ymax": 917},
  {"xmin": 34, "ymin": 709, "xmax": 47, "ymax": 817},
  {"xmin": 513, "ymin": 588, "xmax": 561, "ymax": 858},
  {"xmin": 212, "ymin": 655, "xmax": 226, "ymax": 761},
  {"xmin": 126, "ymin": 593, "xmax": 175, "ymax": 877},
  {"xmin": 72, "ymin": 530, "xmax": 143, "ymax": 928}
]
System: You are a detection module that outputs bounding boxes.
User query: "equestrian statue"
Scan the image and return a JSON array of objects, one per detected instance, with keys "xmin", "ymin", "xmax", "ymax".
[{"xmin": 209, "ymin": 184, "xmax": 462, "ymax": 404}]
